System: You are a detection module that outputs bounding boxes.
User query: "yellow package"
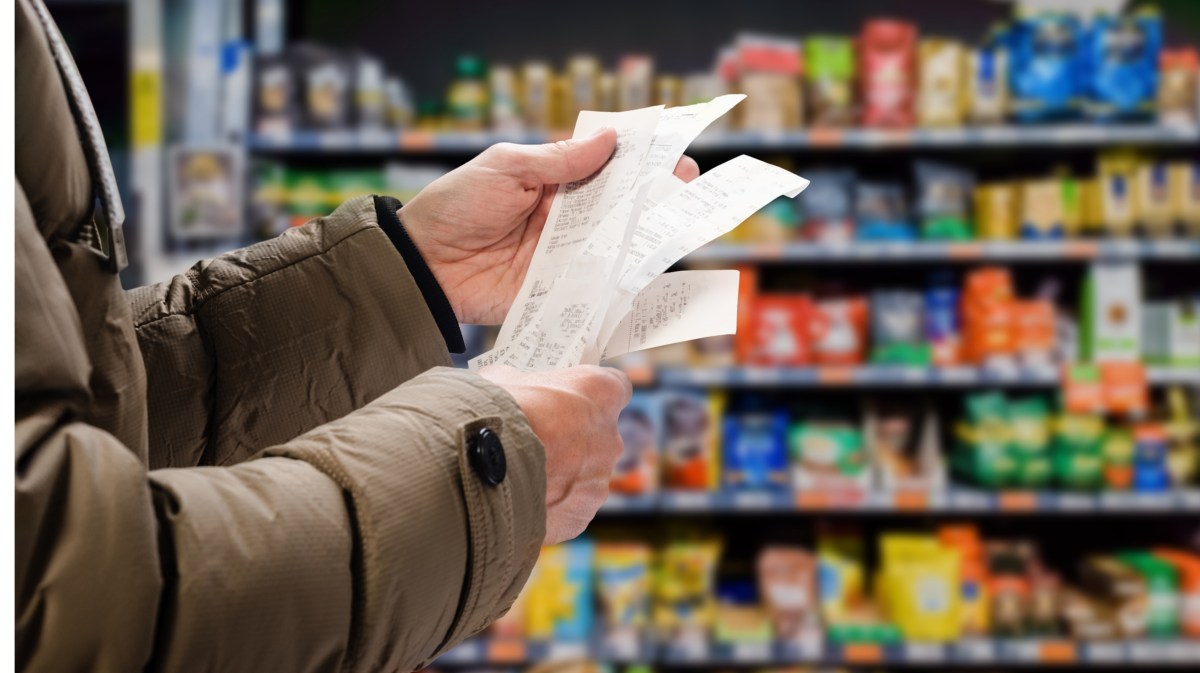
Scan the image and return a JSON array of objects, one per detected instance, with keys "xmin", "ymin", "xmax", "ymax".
[
  {"xmin": 879, "ymin": 534, "xmax": 962, "ymax": 642},
  {"xmin": 1170, "ymin": 162, "xmax": 1200, "ymax": 236},
  {"xmin": 1135, "ymin": 160, "xmax": 1174, "ymax": 237},
  {"xmin": 521, "ymin": 62, "xmax": 554, "ymax": 131},
  {"xmin": 817, "ymin": 532, "xmax": 866, "ymax": 623},
  {"xmin": 1020, "ymin": 179, "xmax": 1065, "ymax": 239},
  {"xmin": 564, "ymin": 56, "xmax": 600, "ymax": 124},
  {"xmin": 654, "ymin": 539, "xmax": 721, "ymax": 639},
  {"xmin": 918, "ymin": 39, "xmax": 967, "ymax": 127},
  {"xmin": 1060, "ymin": 177, "xmax": 1084, "ymax": 237},
  {"xmin": 1098, "ymin": 152, "xmax": 1141, "ymax": 237},
  {"xmin": 1079, "ymin": 177, "xmax": 1105, "ymax": 235},
  {"xmin": 974, "ymin": 183, "xmax": 1019, "ymax": 240}
]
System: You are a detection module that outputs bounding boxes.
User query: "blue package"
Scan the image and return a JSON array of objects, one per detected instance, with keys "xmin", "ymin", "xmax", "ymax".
[
  {"xmin": 855, "ymin": 181, "xmax": 915, "ymax": 241},
  {"xmin": 1082, "ymin": 11, "xmax": 1161, "ymax": 121},
  {"xmin": 925, "ymin": 275, "xmax": 961, "ymax": 358},
  {"xmin": 1008, "ymin": 13, "xmax": 1083, "ymax": 122},
  {"xmin": 723, "ymin": 412, "xmax": 789, "ymax": 490}
]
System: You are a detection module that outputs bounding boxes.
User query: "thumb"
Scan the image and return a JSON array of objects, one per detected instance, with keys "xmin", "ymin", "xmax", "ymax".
[{"xmin": 515, "ymin": 127, "xmax": 618, "ymax": 186}]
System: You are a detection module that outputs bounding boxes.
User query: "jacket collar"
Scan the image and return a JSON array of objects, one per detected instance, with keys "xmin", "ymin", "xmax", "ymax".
[{"xmin": 25, "ymin": 0, "xmax": 128, "ymax": 272}]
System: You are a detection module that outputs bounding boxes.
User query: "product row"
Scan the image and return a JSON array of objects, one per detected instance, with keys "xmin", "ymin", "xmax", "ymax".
[
  {"xmin": 727, "ymin": 264, "xmax": 1196, "ymax": 371},
  {"xmin": 611, "ymin": 385, "xmax": 1197, "ymax": 496},
  {"xmin": 478, "ymin": 527, "xmax": 1200, "ymax": 649},
  {"xmin": 251, "ymin": 8, "xmax": 1199, "ymax": 136},
  {"xmin": 747, "ymin": 155, "xmax": 1200, "ymax": 245}
]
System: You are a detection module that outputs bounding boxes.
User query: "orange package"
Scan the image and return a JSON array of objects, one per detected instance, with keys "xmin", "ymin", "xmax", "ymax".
[
  {"xmin": 809, "ymin": 296, "xmax": 869, "ymax": 365},
  {"xmin": 743, "ymin": 295, "xmax": 814, "ymax": 365},
  {"xmin": 1012, "ymin": 300, "xmax": 1057, "ymax": 364},
  {"xmin": 734, "ymin": 266, "xmax": 759, "ymax": 364},
  {"xmin": 961, "ymin": 267, "xmax": 1016, "ymax": 364}
]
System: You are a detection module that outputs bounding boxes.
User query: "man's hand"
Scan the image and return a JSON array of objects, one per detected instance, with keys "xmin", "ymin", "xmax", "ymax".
[
  {"xmin": 399, "ymin": 129, "xmax": 702, "ymax": 324},
  {"xmin": 478, "ymin": 364, "xmax": 631, "ymax": 545}
]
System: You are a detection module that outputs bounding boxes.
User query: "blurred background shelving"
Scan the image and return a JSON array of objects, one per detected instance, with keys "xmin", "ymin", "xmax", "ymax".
[{"xmin": 49, "ymin": 0, "xmax": 1200, "ymax": 670}]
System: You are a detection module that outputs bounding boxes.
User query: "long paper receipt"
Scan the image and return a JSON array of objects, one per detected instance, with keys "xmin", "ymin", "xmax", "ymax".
[{"xmin": 471, "ymin": 95, "xmax": 809, "ymax": 371}]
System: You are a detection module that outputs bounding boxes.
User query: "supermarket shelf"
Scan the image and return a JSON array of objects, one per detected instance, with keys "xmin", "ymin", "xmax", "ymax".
[
  {"xmin": 601, "ymin": 488, "xmax": 1200, "ymax": 515},
  {"xmin": 245, "ymin": 124, "xmax": 1200, "ymax": 155},
  {"xmin": 437, "ymin": 637, "xmax": 1200, "ymax": 666},
  {"xmin": 655, "ymin": 365, "xmax": 1200, "ymax": 388},
  {"xmin": 686, "ymin": 239, "xmax": 1200, "ymax": 264}
]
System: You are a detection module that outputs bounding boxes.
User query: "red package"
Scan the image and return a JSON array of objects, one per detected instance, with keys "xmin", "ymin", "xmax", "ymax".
[
  {"xmin": 734, "ymin": 266, "xmax": 759, "ymax": 364},
  {"xmin": 809, "ymin": 296, "xmax": 869, "ymax": 365},
  {"xmin": 744, "ymin": 295, "xmax": 813, "ymax": 365},
  {"xmin": 859, "ymin": 19, "xmax": 918, "ymax": 128}
]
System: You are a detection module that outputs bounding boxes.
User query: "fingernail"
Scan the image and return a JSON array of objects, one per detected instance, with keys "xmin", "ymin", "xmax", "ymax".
[{"xmin": 590, "ymin": 127, "xmax": 614, "ymax": 137}]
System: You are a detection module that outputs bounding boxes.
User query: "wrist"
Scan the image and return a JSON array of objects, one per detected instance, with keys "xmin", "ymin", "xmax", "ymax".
[{"xmin": 395, "ymin": 204, "xmax": 464, "ymax": 321}]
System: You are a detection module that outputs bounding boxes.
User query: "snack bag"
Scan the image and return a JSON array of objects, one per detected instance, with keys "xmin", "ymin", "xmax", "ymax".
[
  {"xmin": 817, "ymin": 531, "xmax": 866, "ymax": 623},
  {"xmin": 758, "ymin": 546, "xmax": 819, "ymax": 641},
  {"xmin": 595, "ymin": 544, "xmax": 652, "ymax": 649},
  {"xmin": 855, "ymin": 181, "xmax": 913, "ymax": 241},
  {"xmin": 1019, "ymin": 179, "xmax": 1066, "ymax": 239},
  {"xmin": 961, "ymin": 267, "xmax": 1016, "ymax": 366},
  {"xmin": 1053, "ymin": 412, "xmax": 1106, "ymax": 491},
  {"xmin": 736, "ymin": 34, "xmax": 804, "ymax": 131},
  {"xmin": 789, "ymin": 414, "xmax": 868, "ymax": 493},
  {"xmin": 612, "ymin": 393, "xmax": 661, "ymax": 495},
  {"xmin": 1133, "ymin": 423, "xmax": 1171, "ymax": 492},
  {"xmin": 745, "ymin": 296, "xmax": 813, "ymax": 365},
  {"xmin": 800, "ymin": 169, "xmax": 856, "ymax": 242},
  {"xmin": 1158, "ymin": 49, "xmax": 1199, "ymax": 126},
  {"xmin": 810, "ymin": 295, "xmax": 869, "ymax": 365},
  {"xmin": 1103, "ymin": 423, "xmax": 1135, "ymax": 490},
  {"xmin": 879, "ymin": 534, "xmax": 961, "ymax": 642},
  {"xmin": 525, "ymin": 541, "xmax": 594, "ymax": 641},
  {"xmin": 926, "ymin": 277, "xmax": 961, "ymax": 366},
  {"xmin": 974, "ymin": 183, "xmax": 1020, "ymax": 240},
  {"xmin": 859, "ymin": 19, "xmax": 918, "ymax": 127},
  {"xmin": 1098, "ymin": 152, "xmax": 1141, "ymax": 237},
  {"xmin": 954, "ymin": 392, "xmax": 1015, "ymax": 488},
  {"xmin": 804, "ymin": 37, "xmax": 856, "ymax": 127},
  {"xmin": 867, "ymin": 396, "xmax": 945, "ymax": 490},
  {"xmin": 939, "ymin": 526, "xmax": 990, "ymax": 636},
  {"xmin": 1009, "ymin": 13, "xmax": 1082, "ymax": 122},
  {"xmin": 916, "ymin": 161, "xmax": 974, "ymax": 240},
  {"xmin": 654, "ymin": 539, "xmax": 721, "ymax": 644},
  {"xmin": 1136, "ymin": 160, "xmax": 1174, "ymax": 237},
  {"xmin": 1012, "ymin": 299, "xmax": 1057, "ymax": 369},
  {"xmin": 1009, "ymin": 396, "xmax": 1053, "ymax": 489},
  {"xmin": 967, "ymin": 29, "xmax": 1010, "ymax": 123},
  {"xmin": 870, "ymin": 290, "xmax": 930, "ymax": 365},
  {"xmin": 1081, "ymin": 10, "xmax": 1162, "ymax": 121},
  {"xmin": 1169, "ymin": 162, "xmax": 1200, "ymax": 236},
  {"xmin": 661, "ymin": 391, "xmax": 721, "ymax": 490},
  {"xmin": 722, "ymin": 412, "xmax": 789, "ymax": 490},
  {"xmin": 1164, "ymin": 386, "xmax": 1199, "ymax": 487},
  {"xmin": 714, "ymin": 580, "xmax": 773, "ymax": 645},
  {"xmin": 918, "ymin": 39, "xmax": 967, "ymax": 126}
]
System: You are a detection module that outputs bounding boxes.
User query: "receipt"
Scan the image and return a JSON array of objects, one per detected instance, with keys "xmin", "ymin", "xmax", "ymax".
[
  {"xmin": 594, "ymin": 155, "xmax": 809, "ymax": 351},
  {"xmin": 493, "ymin": 105, "xmax": 663, "ymax": 349},
  {"xmin": 602, "ymin": 270, "xmax": 740, "ymax": 360},
  {"xmin": 471, "ymin": 96, "xmax": 807, "ymax": 373}
]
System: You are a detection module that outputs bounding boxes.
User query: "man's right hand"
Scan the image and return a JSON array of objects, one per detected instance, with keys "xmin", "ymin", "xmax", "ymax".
[{"xmin": 478, "ymin": 365, "xmax": 631, "ymax": 546}]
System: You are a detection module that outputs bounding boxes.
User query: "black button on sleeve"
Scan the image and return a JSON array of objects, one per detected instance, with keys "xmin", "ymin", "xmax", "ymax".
[{"xmin": 468, "ymin": 427, "xmax": 507, "ymax": 486}]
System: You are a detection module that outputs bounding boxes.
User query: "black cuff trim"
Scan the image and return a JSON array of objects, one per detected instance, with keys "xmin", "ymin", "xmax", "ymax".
[{"xmin": 373, "ymin": 195, "xmax": 466, "ymax": 354}]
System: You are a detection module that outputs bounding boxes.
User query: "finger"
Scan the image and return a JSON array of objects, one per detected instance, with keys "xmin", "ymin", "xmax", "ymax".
[
  {"xmin": 673, "ymin": 155, "xmax": 701, "ymax": 183},
  {"xmin": 511, "ymin": 127, "xmax": 618, "ymax": 186}
]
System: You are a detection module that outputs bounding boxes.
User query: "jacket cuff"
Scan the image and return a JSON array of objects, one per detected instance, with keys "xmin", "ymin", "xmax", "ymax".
[
  {"xmin": 373, "ymin": 195, "xmax": 465, "ymax": 354},
  {"xmin": 260, "ymin": 367, "xmax": 545, "ymax": 672}
]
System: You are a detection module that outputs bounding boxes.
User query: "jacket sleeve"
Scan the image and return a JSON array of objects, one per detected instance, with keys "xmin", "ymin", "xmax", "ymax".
[
  {"xmin": 17, "ymin": 190, "xmax": 546, "ymax": 673},
  {"xmin": 126, "ymin": 194, "xmax": 456, "ymax": 469}
]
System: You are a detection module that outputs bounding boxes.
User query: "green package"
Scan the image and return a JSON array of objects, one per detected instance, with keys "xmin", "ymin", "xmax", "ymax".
[
  {"xmin": 1052, "ymin": 413, "xmax": 1106, "ymax": 490},
  {"xmin": 804, "ymin": 37, "xmax": 855, "ymax": 127},
  {"xmin": 1116, "ymin": 552, "xmax": 1179, "ymax": 638},
  {"xmin": 954, "ymin": 393, "xmax": 1016, "ymax": 488}
]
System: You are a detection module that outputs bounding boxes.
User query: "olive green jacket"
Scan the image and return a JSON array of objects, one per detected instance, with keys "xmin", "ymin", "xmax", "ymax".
[{"xmin": 14, "ymin": 1, "xmax": 546, "ymax": 671}]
